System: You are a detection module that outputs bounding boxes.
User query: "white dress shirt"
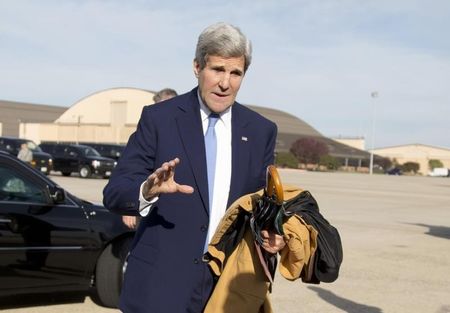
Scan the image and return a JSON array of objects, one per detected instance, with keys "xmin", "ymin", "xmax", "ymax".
[
  {"xmin": 199, "ymin": 95, "xmax": 232, "ymax": 244},
  {"xmin": 138, "ymin": 92, "xmax": 232, "ymax": 245}
]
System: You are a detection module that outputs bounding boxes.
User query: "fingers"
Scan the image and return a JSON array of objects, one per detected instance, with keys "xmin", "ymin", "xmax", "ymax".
[
  {"xmin": 144, "ymin": 158, "xmax": 193, "ymax": 197},
  {"xmin": 159, "ymin": 158, "xmax": 180, "ymax": 179},
  {"xmin": 147, "ymin": 158, "xmax": 180, "ymax": 185},
  {"xmin": 152, "ymin": 162, "xmax": 172, "ymax": 181},
  {"xmin": 159, "ymin": 158, "xmax": 179, "ymax": 178},
  {"xmin": 260, "ymin": 230, "xmax": 275, "ymax": 244},
  {"xmin": 260, "ymin": 230, "xmax": 286, "ymax": 254},
  {"xmin": 122, "ymin": 216, "xmax": 137, "ymax": 230}
]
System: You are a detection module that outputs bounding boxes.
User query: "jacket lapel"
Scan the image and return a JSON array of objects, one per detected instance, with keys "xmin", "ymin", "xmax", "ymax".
[
  {"xmin": 228, "ymin": 104, "xmax": 250, "ymax": 207},
  {"xmin": 175, "ymin": 91, "xmax": 209, "ymax": 214}
]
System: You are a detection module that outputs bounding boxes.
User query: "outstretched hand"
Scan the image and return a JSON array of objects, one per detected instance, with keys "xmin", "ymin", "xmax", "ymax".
[{"xmin": 142, "ymin": 158, "xmax": 194, "ymax": 200}]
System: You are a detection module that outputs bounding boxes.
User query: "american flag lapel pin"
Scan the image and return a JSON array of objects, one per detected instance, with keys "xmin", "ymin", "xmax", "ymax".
[{"xmin": 241, "ymin": 136, "xmax": 248, "ymax": 142}]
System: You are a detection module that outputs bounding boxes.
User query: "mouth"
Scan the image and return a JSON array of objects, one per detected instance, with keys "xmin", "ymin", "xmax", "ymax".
[{"xmin": 212, "ymin": 92, "xmax": 229, "ymax": 98}]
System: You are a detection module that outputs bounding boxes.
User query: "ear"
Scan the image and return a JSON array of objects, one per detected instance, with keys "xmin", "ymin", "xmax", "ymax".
[{"xmin": 193, "ymin": 59, "xmax": 200, "ymax": 78}]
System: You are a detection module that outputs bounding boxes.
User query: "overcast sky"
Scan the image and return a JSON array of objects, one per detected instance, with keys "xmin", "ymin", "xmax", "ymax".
[{"xmin": 1, "ymin": 0, "xmax": 449, "ymax": 149}]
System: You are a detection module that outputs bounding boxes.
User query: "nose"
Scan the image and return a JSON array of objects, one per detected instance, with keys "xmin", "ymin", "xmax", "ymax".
[{"xmin": 218, "ymin": 73, "xmax": 230, "ymax": 90}]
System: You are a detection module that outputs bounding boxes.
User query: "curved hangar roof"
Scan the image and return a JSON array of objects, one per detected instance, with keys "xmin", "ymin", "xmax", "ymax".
[
  {"xmin": 247, "ymin": 105, "xmax": 322, "ymax": 137},
  {"xmin": 56, "ymin": 87, "xmax": 156, "ymax": 125},
  {"xmin": 43, "ymin": 87, "xmax": 369, "ymax": 160}
]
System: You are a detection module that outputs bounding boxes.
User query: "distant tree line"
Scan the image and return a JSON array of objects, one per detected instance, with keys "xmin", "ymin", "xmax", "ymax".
[
  {"xmin": 275, "ymin": 137, "xmax": 341, "ymax": 170},
  {"xmin": 275, "ymin": 136, "xmax": 397, "ymax": 173}
]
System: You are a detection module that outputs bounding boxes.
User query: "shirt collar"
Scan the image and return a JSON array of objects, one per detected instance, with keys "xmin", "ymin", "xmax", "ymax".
[{"xmin": 197, "ymin": 89, "xmax": 232, "ymax": 128}]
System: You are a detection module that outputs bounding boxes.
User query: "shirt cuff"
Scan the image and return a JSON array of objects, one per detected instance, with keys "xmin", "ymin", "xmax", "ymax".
[{"xmin": 139, "ymin": 181, "xmax": 159, "ymax": 216}]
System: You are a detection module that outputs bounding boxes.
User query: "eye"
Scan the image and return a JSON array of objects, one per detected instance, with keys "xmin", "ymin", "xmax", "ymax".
[
  {"xmin": 211, "ymin": 66, "xmax": 225, "ymax": 72},
  {"xmin": 231, "ymin": 70, "xmax": 243, "ymax": 76}
]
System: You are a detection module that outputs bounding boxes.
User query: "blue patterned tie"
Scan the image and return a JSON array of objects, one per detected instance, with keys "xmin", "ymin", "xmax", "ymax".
[
  {"xmin": 203, "ymin": 113, "xmax": 220, "ymax": 252},
  {"xmin": 205, "ymin": 113, "xmax": 220, "ymax": 212}
]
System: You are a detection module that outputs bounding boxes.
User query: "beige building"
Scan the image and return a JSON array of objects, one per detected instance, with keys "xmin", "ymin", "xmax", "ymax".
[
  {"xmin": 20, "ymin": 88, "xmax": 156, "ymax": 144},
  {"xmin": 372, "ymin": 144, "xmax": 450, "ymax": 175}
]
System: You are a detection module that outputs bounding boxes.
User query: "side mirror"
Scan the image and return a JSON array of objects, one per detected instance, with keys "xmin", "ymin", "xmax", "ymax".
[{"xmin": 47, "ymin": 185, "xmax": 66, "ymax": 204}]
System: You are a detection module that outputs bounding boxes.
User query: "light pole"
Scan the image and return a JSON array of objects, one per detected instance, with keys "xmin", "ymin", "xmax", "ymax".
[
  {"xmin": 76, "ymin": 115, "xmax": 83, "ymax": 144},
  {"xmin": 369, "ymin": 91, "xmax": 378, "ymax": 175}
]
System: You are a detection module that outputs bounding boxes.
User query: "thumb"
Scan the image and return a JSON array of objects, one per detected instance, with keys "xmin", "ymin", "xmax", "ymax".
[{"xmin": 177, "ymin": 184, "xmax": 194, "ymax": 194}]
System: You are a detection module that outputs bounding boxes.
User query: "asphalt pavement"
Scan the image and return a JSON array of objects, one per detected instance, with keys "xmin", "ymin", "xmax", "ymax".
[{"xmin": 2, "ymin": 169, "xmax": 450, "ymax": 313}]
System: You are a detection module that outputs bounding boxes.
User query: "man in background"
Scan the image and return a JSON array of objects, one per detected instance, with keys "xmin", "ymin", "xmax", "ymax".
[
  {"xmin": 17, "ymin": 143, "xmax": 32, "ymax": 163},
  {"xmin": 153, "ymin": 87, "xmax": 178, "ymax": 103}
]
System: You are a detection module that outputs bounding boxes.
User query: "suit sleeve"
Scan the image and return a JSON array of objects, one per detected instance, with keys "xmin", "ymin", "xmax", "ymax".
[
  {"xmin": 264, "ymin": 123, "xmax": 278, "ymax": 170},
  {"xmin": 260, "ymin": 121, "xmax": 278, "ymax": 188},
  {"xmin": 103, "ymin": 107, "xmax": 158, "ymax": 215}
]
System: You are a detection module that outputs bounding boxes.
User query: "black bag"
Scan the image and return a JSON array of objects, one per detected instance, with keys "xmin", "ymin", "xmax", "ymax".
[{"xmin": 284, "ymin": 191, "xmax": 343, "ymax": 283}]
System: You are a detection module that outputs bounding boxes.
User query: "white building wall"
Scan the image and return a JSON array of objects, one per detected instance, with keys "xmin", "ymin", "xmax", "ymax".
[
  {"xmin": 372, "ymin": 144, "xmax": 450, "ymax": 174},
  {"xmin": 333, "ymin": 138, "xmax": 365, "ymax": 150}
]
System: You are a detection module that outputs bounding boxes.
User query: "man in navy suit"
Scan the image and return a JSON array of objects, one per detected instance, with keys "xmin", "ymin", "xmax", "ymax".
[{"xmin": 103, "ymin": 22, "xmax": 285, "ymax": 313}]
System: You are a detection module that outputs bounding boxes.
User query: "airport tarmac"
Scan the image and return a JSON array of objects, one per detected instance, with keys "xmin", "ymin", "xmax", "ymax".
[{"xmin": 2, "ymin": 169, "xmax": 450, "ymax": 313}]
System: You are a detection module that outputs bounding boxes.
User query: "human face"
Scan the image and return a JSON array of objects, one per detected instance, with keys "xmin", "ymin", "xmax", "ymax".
[{"xmin": 194, "ymin": 55, "xmax": 245, "ymax": 113}]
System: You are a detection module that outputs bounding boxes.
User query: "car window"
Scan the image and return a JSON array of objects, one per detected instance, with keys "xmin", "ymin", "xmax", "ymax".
[
  {"xmin": 40, "ymin": 144, "xmax": 54, "ymax": 154},
  {"xmin": 26, "ymin": 140, "xmax": 43, "ymax": 152},
  {"xmin": 8, "ymin": 140, "xmax": 21, "ymax": 154},
  {"xmin": 66, "ymin": 147, "xmax": 79, "ymax": 157},
  {"xmin": 83, "ymin": 147, "xmax": 100, "ymax": 157},
  {"xmin": 52, "ymin": 145, "xmax": 64, "ymax": 155},
  {"xmin": 0, "ymin": 165, "xmax": 47, "ymax": 203},
  {"xmin": 113, "ymin": 147, "xmax": 124, "ymax": 157}
]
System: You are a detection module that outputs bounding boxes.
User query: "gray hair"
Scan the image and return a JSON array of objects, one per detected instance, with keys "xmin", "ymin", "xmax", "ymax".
[
  {"xmin": 153, "ymin": 88, "xmax": 178, "ymax": 103},
  {"xmin": 195, "ymin": 22, "xmax": 252, "ymax": 73}
]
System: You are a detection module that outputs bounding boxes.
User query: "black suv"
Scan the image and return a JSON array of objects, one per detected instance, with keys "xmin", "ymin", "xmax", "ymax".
[
  {"xmin": 39, "ymin": 143, "xmax": 116, "ymax": 178},
  {"xmin": 0, "ymin": 151, "xmax": 133, "ymax": 307},
  {"xmin": 79, "ymin": 142, "xmax": 125, "ymax": 161},
  {"xmin": 0, "ymin": 137, "xmax": 53, "ymax": 175}
]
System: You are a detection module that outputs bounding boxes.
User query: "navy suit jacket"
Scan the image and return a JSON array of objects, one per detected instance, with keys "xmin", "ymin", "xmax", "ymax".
[{"xmin": 103, "ymin": 87, "xmax": 277, "ymax": 312}]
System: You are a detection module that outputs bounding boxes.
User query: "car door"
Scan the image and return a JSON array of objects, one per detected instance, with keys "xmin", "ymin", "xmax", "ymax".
[
  {"xmin": 0, "ymin": 138, "xmax": 16, "ymax": 155},
  {"xmin": 65, "ymin": 147, "xmax": 81, "ymax": 172},
  {"xmin": 44, "ymin": 144, "xmax": 64, "ymax": 172},
  {"xmin": 0, "ymin": 160, "xmax": 94, "ymax": 294}
]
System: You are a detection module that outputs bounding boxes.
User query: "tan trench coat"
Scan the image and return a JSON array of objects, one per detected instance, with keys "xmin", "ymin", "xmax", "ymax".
[{"xmin": 204, "ymin": 186, "xmax": 318, "ymax": 313}]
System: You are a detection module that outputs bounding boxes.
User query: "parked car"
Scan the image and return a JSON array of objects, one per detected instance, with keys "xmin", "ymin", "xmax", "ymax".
[
  {"xmin": 39, "ymin": 143, "xmax": 116, "ymax": 178},
  {"xmin": 79, "ymin": 142, "xmax": 125, "ymax": 161},
  {"xmin": 386, "ymin": 167, "xmax": 402, "ymax": 175},
  {"xmin": 428, "ymin": 167, "xmax": 450, "ymax": 177},
  {"xmin": 0, "ymin": 151, "xmax": 133, "ymax": 307},
  {"xmin": 0, "ymin": 136, "xmax": 53, "ymax": 175}
]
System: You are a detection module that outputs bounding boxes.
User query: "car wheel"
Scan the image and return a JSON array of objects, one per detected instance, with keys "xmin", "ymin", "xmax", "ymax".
[
  {"xmin": 79, "ymin": 166, "xmax": 91, "ymax": 178},
  {"xmin": 92, "ymin": 237, "xmax": 132, "ymax": 308},
  {"xmin": 61, "ymin": 171, "xmax": 71, "ymax": 176}
]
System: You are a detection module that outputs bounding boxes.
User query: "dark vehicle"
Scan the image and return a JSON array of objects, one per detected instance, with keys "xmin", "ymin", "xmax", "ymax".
[
  {"xmin": 39, "ymin": 143, "xmax": 116, "ymax": 178},
  {"xmin": 386, "ymin": 167, "xmax": 402, "ymax": 175},
  {"xmin": 0, "ymin": 136, "xmax": 53, "ymax": 175},
  {"xmin": 0, "ymin": 151, "xmax": 133, "ymax": 307},
  {"xmin": 79, "ymin": 142, "xmax": 125, "ymax": 161}
]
